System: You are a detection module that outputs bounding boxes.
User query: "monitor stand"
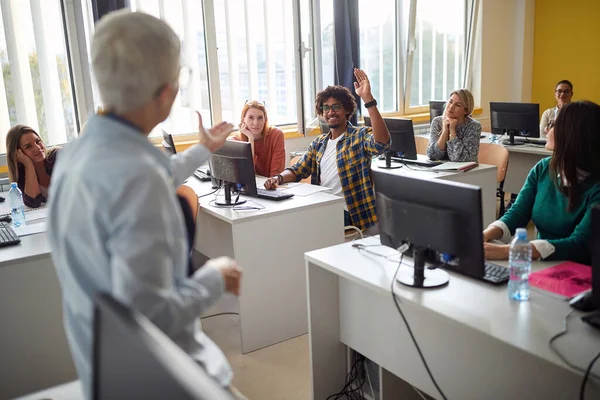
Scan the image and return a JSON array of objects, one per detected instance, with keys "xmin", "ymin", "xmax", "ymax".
[
  {"xmin": 214, "ymin": 182, "xmax": 247, "ymax": 206},
  {"xmin": 396, "ymin": 246, "xmax": 449, "ymax": 288},
  {"xmin": 378, "ymin": 151, "xmax": 402, "ymax": 169},
  {"xmin": 504, "ymin": 130, "xmax": 525, "ymax": 146}
]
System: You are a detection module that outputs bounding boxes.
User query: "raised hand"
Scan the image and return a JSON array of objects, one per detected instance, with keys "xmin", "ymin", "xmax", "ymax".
[
  {"xmin": 353, "ymin": 68, "xmax": 374, "ymax": 102},
  {"xmin": 197, "ymin": 111, "xmax": 235, "ymax": 152}
]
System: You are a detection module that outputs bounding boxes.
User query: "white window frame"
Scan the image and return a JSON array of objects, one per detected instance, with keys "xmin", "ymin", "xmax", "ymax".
[{"xmin": 404, "ymin": 0, "xmax": 474, "ymax": 115}]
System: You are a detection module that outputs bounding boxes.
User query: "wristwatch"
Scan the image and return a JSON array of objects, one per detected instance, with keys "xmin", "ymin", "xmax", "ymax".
[
  {"xmin": 364, "ymin": 99, "xmax": 377, "ymax": 108},
  {"xmin": 275, "ymin": 174, "xmax": 284, "ymax": 184}
]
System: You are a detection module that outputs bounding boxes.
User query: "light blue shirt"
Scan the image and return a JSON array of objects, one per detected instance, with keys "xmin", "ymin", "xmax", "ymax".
[{"xmin": 48, "ymin": 115, "xmax": 232, "ymax": 398}]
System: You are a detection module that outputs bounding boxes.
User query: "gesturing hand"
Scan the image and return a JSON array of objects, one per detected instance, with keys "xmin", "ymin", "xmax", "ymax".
[
  {"xmin": 197, "ymin": 111, "xmax": 234, "ymax": 153},
  {"xmin": 206, "ymin": 257, "xmax": 243, "ymax": 296},
  {"xmin": 353, "ymin": 68, "xmax": 374, "ymax": 102}
]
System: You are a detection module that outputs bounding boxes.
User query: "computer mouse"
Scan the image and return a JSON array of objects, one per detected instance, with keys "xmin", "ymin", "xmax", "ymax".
[{"xmin": 0, "ymin": 215, "xmax": 12, "ymax": 223}]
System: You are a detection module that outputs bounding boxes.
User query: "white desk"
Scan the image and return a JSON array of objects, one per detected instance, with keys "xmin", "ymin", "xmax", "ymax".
[
  {"xmin": 15, "ymin": 380, "xmax": 83, "ymax": 400},
  {"xmin": 0, "ymin": 224, "xmax": 77, "ymax": 399},
  {"xmin": 187, "ymin": 178, "xmax": 345, "ymax": 353},
  {"xmin": 480, "ymin": 133, "xmax": 552, "ymax": 194},
  {"xmin": 371, "ymin": 160, "xmax": 497, "ymax": 227},
  {"xmin": 306, "ymin": 237, "xmax": 600, "ymax": 400}
]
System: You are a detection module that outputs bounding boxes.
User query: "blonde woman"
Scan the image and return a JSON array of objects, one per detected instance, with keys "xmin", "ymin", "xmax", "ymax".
[
  {"xmin": 6, "ymin": 125, "xmax": 60, "ymax": 208},
  {"xmin": 426, "ymin": 89, "xmax": 481, "ymax": 162},
  {"xmin": 232, "ymin": 100, "xmax": 285, "ymax": 177}
]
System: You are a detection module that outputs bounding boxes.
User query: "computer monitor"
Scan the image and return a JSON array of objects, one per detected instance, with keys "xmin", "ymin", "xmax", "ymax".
[
  {"xmin": 162, "ymin": 130, "xmax": 176, "ymax": 155},
  {"xmin": 490, "ymin": 102, "xmax": 540, "ymax": 145},
  {"xmin": 373, "ymin": 169, "xmax": 485, "ymax": 288},
  {"xmin": 571, "ymin": 205, "xmax": 600, "ymax": 312},
  {"xmin": 365, "ymin": 116, "xmax": 417, "ymax": 169},
  {"xmin": 209, "ymin": 140, "xmax": 258, "ymax": 206},
  {"xmin": 429, "ymin": 101, "xmax": 446, "ymax": 122},
  {"xmin": 93, "ymin": 293, "xmax": 234, "ymax": 400}
]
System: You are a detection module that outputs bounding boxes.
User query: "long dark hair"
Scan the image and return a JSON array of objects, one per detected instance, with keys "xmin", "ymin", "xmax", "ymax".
[{"xmin": 550, "ymin": 100, "xmax": 600, "ymax": 211}]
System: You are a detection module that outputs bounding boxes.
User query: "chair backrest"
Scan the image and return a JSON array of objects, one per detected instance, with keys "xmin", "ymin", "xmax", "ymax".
[
  {"xmin": 414, "ymin": 136, "xmax": 429, "ymax": 155},
  {"xmin": 478, "ymin": 142, "xmax": 509, "ymax": 183},
  {"xmin": 290, "ymin": 155, "xmax": 311, "ymax": 184}
]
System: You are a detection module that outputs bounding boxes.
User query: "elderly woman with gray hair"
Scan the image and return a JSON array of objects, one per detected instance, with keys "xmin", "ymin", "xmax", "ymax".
[
  {"xmin": 427, "ymin": 89, "xmax": 481, "ymax": 162},
  {"xmin": 47, "ymin": 10, "xmax": 246, "ymax": 399}
]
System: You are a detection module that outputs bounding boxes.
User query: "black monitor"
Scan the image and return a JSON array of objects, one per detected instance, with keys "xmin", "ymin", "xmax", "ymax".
[
  {"xmin": 365, "ymin": 117, "xmax": 417, "ymax": 169},
  {"xmin": 429, "ymin": 100, "xmax": 446, "ymax": 122},
  {"xmin": 93, "ymin": 293, "xmax": 234, "ymax": 400},
  {"xmin": 162, "ymin": 130, "xmax": 177, "ymax": 155},
  {"xmin": 373, "ymin": 170, "xmax": 485, "ymax": 288},
  {"xmin": 571, "ymin": 205, "xmax": 600, "ymax": 312},
  {"xmin": 209, "ymin": 140, "xmax": 259, "ymax": 206},
  {"xmin": 490, "ymin": 102, "xmax": 540, "ymax": 145}
]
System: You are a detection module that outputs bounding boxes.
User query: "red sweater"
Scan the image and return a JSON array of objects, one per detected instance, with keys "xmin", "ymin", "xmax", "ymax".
[{"xmin": 232, "ymin": 127, "xmax": 286, "ymax": 177}]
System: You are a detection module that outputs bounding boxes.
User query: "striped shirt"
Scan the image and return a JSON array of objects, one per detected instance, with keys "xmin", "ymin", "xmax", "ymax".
[{"xmin": 287, "ymin": 123, "xmax": 389, "ymax": 230}]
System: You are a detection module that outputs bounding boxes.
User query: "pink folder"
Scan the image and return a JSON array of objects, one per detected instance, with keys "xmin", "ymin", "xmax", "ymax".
[{"xmin": 529, "ymin": 262, "xmax": 592, "ymax": 298}]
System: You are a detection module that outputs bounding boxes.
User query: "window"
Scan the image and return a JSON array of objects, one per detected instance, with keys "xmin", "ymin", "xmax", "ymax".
[
  {"xmin": 358, "ymin": 0, "xmax": 401, "ymax": 114},
  {"xmin": 213, "ymin": 0, "xmax": 298, "ymax": 127},
  {"xmin": 0, "ymin": 0, "xmax": 77, "ymax": 153},
  {"xmin": 406, "ymin": 0, "xmax": 467, "ymax": 112},
  {"xmin": 130, "ymin": 0, "xmax": 211, "ymax": 138}
]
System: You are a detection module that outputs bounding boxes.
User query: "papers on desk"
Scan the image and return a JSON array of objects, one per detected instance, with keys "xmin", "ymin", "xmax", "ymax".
[
  {"xmin": 432, "ymin": 161, "xmax": 478, "ymax": 172},
  {"xmin": 24, "ymin": 206, "xmax": 48, "ymax": 222},
  {"xmin": 279, "ymin": 183, "xmax": 331, "ymax": 196},
  {"xmin": 14, "ymin": 221, "xmax": 47, "ymax": 237}
]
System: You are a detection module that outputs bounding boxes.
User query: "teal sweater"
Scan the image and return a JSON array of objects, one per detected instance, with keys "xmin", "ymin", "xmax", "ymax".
[{"xmin": 500, "ymin": 158, "xmax": 600, "ymax": 265}]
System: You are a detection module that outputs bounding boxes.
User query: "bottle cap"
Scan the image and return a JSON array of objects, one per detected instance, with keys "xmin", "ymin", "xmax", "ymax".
[
  {"xmin": 10, "ymin": 182, "xmax": 17, "ymax": 188},
  {"xmin": 516, "ymin": 228, "xmax": 528, "ymax": 240}
]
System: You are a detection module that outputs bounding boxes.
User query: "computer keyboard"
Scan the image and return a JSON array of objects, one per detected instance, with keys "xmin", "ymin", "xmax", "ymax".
[
  {"xmin": 256, "ymin": 188, "xmax": 295, "ymax": 201},
  {"xmin": 502, "ymin": 137, "xmax": 547, "ymax": 146},
  {"xmin": 483, "ymin": 262, "xmax": 510, "ymax": 284},
  {"xmin": 0, "ymin": 222, "xmax": 21, "ymax": 248},
  {"xmin": 194, "ymin": 169, "xmax": 211, "ymax": 182}
]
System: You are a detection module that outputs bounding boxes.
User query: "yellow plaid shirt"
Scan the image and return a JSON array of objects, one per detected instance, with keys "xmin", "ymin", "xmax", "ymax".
[{"xmin": 287, "ymin": 123, "xmax": 390, "ymax": 230}]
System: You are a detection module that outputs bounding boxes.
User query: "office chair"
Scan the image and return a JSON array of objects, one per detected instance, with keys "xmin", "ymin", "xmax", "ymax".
[{"xmin": 478, "ymin": 142, "xmax": 510, "ymax": 217}]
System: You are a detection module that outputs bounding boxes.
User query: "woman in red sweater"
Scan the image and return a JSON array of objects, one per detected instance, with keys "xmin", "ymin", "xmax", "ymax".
[{"xmin": 232, "ymin": 101, "xmax": 286, "ymax": 177}]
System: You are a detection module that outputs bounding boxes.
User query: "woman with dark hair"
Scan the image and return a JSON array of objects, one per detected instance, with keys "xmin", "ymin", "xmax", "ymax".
[
  {"xmin": 483, "ymin": 101, "xmax": 600, "ymax": 264},
  {"xmin": 540, "ymin": 80, "xmax": 573, "ymax": 137},
  {"xmin": 5, "ymin": 125, "xmax": 60, "ymax": 208}
]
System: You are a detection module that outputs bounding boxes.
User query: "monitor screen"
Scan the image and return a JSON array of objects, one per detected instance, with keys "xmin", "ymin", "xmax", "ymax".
[
  {"xmin": 490, "ymin": 102, "xmax": 540, "ymax": 139},
  {"xmin": 373, "ymin": 169, "xmax": 486, "ymax": 284},
  {"xmin": 365, "ymin": 117, "xmax": 417, "ymax": 160},
  {"xmin": 210, "ymin": 140, "xmax": 258, "ymax": 204},
  {"xmin": 591, "ymin": 206, "xmax": 600, "ymax": 308},
  {"xmin": 429, "ymin": 101, "xmax": 446, "ymax": 122},
  {"xmin": 93, "ymin": 294, "xmax": 234, "ymax": 400}
]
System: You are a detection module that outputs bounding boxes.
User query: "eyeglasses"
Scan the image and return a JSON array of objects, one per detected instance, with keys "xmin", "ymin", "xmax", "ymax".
[
  {"xmin": 245, "ymin": 100, "xmax": 266, "ymax": 106},
  {"xmin": 320, "ymin": 104, "xmax": 342, "ymax": 113},
  {"xmin": 555, "ymin": 89, "xmax": 572, "ymax": 95}
]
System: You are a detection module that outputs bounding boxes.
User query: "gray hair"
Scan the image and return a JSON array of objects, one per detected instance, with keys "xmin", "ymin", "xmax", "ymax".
[{"xmin": 91, "ymin": 10, "xmax": 181, "ymax": 114}]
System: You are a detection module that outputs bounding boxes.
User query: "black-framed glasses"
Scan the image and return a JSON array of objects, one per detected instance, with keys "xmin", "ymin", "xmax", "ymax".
[
  {"xmin": 555, "ymin": 89, "xmax": 572, "ymax": 95},
  {"xmin": 321, "ymin": 104, "xmax": 342, "ymax": 113}
]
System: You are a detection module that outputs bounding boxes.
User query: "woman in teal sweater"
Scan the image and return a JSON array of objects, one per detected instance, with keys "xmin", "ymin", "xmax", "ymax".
[{"xmin": 483, "ymin": 100, "xmax": 600, "ymax": 265}]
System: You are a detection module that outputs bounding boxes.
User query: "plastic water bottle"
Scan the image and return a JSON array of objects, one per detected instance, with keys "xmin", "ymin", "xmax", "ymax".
[
  {"xmin": 508, "ymin": 228, "xmax": 531, "ymax": 301},
  {"xmin": 8, "ymin": 182, "xmax": 26, "ymax": 228}
]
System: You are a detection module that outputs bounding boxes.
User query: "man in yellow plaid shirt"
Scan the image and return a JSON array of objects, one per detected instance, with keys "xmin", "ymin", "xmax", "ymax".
[{"xmin": 264, "ymin": 68, "xmax": 390, "ymax": 231}]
